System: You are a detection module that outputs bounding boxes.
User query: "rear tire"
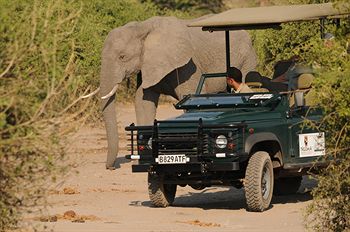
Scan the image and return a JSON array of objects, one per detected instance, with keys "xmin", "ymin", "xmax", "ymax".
[
  {"xmin": 148, "ymin": 173, "xmax": 176, "ymax": 207},
  {"xmin": 273, "ymin": 176, "xmax": 302, "ymax": 195},
  {"xmin": 245, "ymin": 151, "xmax": 274, "ymax": 212}
]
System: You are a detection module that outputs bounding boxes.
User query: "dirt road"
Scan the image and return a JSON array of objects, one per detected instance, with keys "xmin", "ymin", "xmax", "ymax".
[{"xmin": 27, "ymin": 103, "xmax": 316, "ymax": 232}]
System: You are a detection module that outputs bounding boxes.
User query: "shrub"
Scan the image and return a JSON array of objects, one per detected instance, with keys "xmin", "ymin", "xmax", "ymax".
[
  {"xmin": 0, "ymin": 0, "xmax": 162, "ymax": 230},
  {"xmin": 0, "ymin": 1, "xmax": 85, "ymax": 229},
  {"xmin": 141, "ymin": 0, "xmax": 224, "ymax": 14},
  {"xmin": 305, "ymin": 65, "xmax": 350, "ymax": 231},
  {"xmin": 252, "ymin": 0, "xmax": 349, "ymax": 231}
]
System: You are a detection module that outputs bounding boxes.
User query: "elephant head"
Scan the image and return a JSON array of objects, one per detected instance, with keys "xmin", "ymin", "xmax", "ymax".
[{"xmin": 100, "ymin": 17, "xmax": 195, "ymax": 169}]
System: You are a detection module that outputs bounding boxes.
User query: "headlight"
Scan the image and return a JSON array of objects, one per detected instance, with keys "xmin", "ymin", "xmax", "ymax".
[
  {"xmin": 216, "ymin": 135, "xmax": 227, "ymax": 149},
  {"xmin": 147, "ymin": 137, "xmax": 152, "ymax": 149}
]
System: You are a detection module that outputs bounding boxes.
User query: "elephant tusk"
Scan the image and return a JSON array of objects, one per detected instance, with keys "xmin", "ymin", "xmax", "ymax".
[
  {"xmin": 80, "ymin": 87, "xmax": 100, "ymax": 99},
  {"xmin": 101, "ymin": 84, "xmax": 118, "ymax": 100}
]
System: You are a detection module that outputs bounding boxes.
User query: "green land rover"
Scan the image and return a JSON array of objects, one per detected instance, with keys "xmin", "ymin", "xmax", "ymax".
[{"xmin": 124, "ymin": 3, "xmax": 347, "ymax": 211}]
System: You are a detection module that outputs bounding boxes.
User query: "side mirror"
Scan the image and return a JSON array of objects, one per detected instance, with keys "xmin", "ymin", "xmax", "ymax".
[{"xmin": 294, "ymin": 91, "xmax": 305, "ymax": 107}]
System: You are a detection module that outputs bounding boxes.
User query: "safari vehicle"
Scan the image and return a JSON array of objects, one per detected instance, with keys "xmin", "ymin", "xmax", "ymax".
[{"xmin": 125, "ymin": 3, "xmax": 348, "ymax": 212}]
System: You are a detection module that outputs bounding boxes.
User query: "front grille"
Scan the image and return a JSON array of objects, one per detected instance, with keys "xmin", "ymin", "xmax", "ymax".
[
  {"xmin": 125, "ymin": 119, "xmax": 247, "ymax": 160},
  {"xmin": 155, "ymin": 132, "xmax": 209, "ymax": 156}
]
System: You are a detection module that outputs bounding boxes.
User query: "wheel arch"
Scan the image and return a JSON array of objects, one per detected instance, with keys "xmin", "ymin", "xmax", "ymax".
[{"xmin": 245, "ymin": 133, "xmax": 283, "ymax": 168}]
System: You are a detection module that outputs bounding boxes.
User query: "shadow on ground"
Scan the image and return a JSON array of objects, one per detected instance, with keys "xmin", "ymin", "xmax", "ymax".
[
  {"xmin": 92, "ymin": 156, "xmax": 131, "ymax": 169},
  {"xmin": 114, "ymin": 157, "xmax": 131, "ymax": 169},
  {"xmin": 131, "ymin": 176, "xmax": 318, "ymax": 211}
]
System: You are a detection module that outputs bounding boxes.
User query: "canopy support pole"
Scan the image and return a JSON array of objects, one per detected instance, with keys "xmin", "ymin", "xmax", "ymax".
[
  {"xmin": 225, "ymin": 30, "xmax": 231, "ymax": 92},
  {"xmin": 320, "ymin": 18, "xmax": 325, "ymax": 38},
  {"xmin": 225, "ymin": 30, "xmax": 231, "ymax": 72}
]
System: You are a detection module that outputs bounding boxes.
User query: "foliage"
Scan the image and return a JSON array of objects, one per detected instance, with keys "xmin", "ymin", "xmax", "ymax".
[
  {"xmin": 0, "ymin": 0, "xmax": 93, "ymax": 229},
  {"xmin": 0, "ymin": 0, "xmax": 162, "ymax": 230},
  {"xmin": 0, "ymin": 1, "xmax": 83, "ymax": 229},
  {"xmin": 305, "ymin": 63, "xmax": 350, "ymax": 232},
  {"xmin": 304, "ymin": 2, "xmax": 350, "ymax": 227},
  {"xmin": 141, "ymin": 0, "xmax": 224, "ymax": 14},
  {"xmin": 251, "ymin": 0, "xmax": 338, "ymax": 75},
  {"xmin": 1, "ymin": 0, "xmax": 348, "ymax": 230},
  {"xmin": 252, "ymin": 0, "xmax": 350, "ymax": 231}
]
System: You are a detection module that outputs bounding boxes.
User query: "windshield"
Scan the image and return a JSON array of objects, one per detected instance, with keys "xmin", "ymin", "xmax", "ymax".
[
  {"xmin": 195, "ymin": 73, "xmax": 227, "ymax": 94},
  {"xmin": 175, "ymin": 93, "xmax": 278, "ymax": 110}
]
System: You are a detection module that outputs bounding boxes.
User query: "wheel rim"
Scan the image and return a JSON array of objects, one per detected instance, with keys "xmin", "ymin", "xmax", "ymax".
[{"xmin": 261, "ymin": 163, "xmax": 271, "ymax": 200}]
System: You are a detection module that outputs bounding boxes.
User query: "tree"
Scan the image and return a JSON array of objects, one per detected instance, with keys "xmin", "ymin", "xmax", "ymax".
[{"xmin": 141, "ymin": 0, "xmax": 224, "ymax": 13}]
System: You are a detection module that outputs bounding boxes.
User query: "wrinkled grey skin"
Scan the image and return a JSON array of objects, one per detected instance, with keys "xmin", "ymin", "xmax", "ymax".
[{"xmin": 101, "ymin": 16, "xmax": 257, "ymax": 169}]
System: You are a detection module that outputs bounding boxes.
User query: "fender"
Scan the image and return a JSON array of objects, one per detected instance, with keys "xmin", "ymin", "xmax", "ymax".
[{"xmin": 245, "ymin": 132, "xmax": 282, "ymax": 155}]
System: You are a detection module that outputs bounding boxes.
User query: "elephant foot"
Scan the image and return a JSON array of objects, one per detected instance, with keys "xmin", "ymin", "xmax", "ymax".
[{"xmin": 106, "ymin": 160, "xmax": 121, "ymax": 170}]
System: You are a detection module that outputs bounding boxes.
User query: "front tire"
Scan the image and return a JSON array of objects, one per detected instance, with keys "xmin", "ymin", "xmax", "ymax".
[
  {"xmin": 273, "ymin": 176, "xmax": 302, "ymax": 195},
  {"xmin": 148, "ymin": 173, "xmax": 176, "ymax": 207},
  {"xmin": 245, "ymin": 151, "xmax": 274, "ymax": 212}
]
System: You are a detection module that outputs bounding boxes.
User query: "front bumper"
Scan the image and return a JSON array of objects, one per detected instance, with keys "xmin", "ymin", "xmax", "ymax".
[
  {"xmin": 125, "ymin": 119, "xmax": 248, "ymax": 175},
  {"xmin": 131, "ymin": 161, "xmax": 240, "ymax": 173}
]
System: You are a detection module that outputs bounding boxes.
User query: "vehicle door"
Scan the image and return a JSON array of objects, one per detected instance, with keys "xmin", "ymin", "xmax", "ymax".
[{"xmin": 287, "ymin": 93, "xmax": 325, "ymax": 165}]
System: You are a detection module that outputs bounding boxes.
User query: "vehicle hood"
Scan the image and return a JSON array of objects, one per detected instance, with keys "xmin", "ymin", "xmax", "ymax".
[{"xmin": 168, "ymin": 108, "xmax": 282, "ymax": 124}]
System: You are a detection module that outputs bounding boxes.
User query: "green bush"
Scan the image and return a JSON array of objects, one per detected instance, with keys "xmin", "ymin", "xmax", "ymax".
[
  {"xmin": 1, "ymin": 0, "xmax": 348, "ymax": 230},
  {"xmin": 0, "ymin": 1, "xmax": 83, "ymax": 229},
  {"xmin": 141, "ymin": 0, "xmax": 224, "ymax": 14},
  {"xmin": 0, "ymin": 0, "xmax": 162, "ymax": 230},
  {"xmin": 252, "ymin": 0, "xmax": 349, "ymax": 231},
  {"xmin": 305, "ymin": 64, "xmax": 350, "ymax": 232},
  {"xmin": 251, "ymin": 0, "xmax": 342, "ymax": 74}
]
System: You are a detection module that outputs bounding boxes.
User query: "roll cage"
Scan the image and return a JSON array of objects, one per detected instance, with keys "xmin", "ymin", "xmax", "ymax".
[{"xmin": 188, "ymin": 2, "xmax": 349, "ymax": 94}]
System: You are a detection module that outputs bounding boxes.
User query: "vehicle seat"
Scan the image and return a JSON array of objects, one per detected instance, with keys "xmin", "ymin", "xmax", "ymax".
[
  {"xmin": 299, "ymin": 73, "xmax": 317, "ymax": 106},
  {"xmin": 289, "ymin": 73, "xmax": 315, "ymax": 106},
  {"xmin": 245, "ymin": 71, "xmax": 269, "ymax": 92},
  {"xmin": 297, "ymin": 73, "xmax": 314, "ymax": 89}
]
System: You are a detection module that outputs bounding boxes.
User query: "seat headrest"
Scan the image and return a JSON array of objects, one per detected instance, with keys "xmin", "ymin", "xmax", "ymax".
[
  {"xmin": 297, "ymin": 73, "xmax": 314, "ymax": 89},
  {"xmin": 247, "ymin": 82, "xmax": 263, "ymax": 88},
  {"xmin": 245, "ymin": 71, "xmax": 262, "ymax": 83},
  {"xmin": 273, "ymin": 60, "xmax": 294, "ymax": 79},
  {"xmin": 251, "ymin": 88, "xmax": 269, "ymax": 93}
]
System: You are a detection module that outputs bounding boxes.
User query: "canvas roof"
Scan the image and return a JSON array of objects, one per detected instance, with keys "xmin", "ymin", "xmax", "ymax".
[{"xmin": 188, "ymin": 3, "xmax": 350, "ymax": 30}]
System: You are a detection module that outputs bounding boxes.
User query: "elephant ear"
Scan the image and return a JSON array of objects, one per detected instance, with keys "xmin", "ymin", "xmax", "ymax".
[{"xmin": 141, "ymin": 17, "xmax": 194, "ymax": 89}]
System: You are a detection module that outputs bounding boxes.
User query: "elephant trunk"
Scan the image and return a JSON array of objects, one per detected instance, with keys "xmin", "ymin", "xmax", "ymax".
[
  {"xmin": 101, "ymin": 93, "xmax": 118, "ymax": 169},
  {"xmin": 100, "ymin": 56, "xmax": 123, "ymax": 169}
]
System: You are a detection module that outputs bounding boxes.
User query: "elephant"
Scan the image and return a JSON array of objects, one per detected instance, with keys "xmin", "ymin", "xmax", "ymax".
[{"xmin": 100, "ymin": 16, "xmax": 257, "ymax": 169}]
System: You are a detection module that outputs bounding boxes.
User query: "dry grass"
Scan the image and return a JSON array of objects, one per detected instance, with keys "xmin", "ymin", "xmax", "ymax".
[
  {"xmin": 177, "ymin": 219, "xmax": 221, "ymax": 227},
  {"xmin": 62, "ymin": 187, "xmax": 80, "ymax": 195},
  {"xmin": 34, "ymin": 210, "xmax": 100, "ymax": 223},
  {"xmin": 89, "ymin": 187, "xmax": 136, "ymax": 193},
  {"xmin": 48, "ymin": 187, "xmax": 80, "ymax": 195}
]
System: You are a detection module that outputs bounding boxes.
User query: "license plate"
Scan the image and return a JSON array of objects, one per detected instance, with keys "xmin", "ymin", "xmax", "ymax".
[{"xmin": 156, "ymin": 155, "xmax": 189, "ymax": 164}]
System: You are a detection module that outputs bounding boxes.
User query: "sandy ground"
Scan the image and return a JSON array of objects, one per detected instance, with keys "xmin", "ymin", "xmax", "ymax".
[{"xmin": 26, "ymin": 103, "xmax": 317, "ymax": 232}]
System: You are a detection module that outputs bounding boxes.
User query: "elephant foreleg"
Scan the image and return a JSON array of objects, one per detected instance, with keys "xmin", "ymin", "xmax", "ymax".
[{"xmin": 135, "ymin": 87, "xmax": 160, "ymax": 125}]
